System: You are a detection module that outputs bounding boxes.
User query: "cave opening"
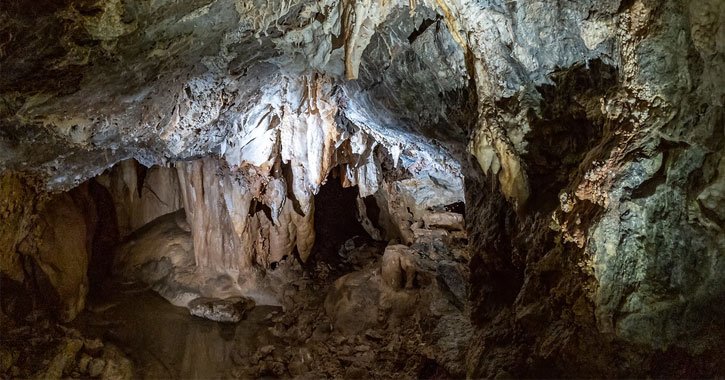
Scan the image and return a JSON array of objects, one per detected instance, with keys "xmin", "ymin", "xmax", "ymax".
[
  {"xmin": 82, "ymin": 179, "xmax": 121, "ymax": 302},
  {"xmin": 306, "ymin": 171, "xmax": 380, "ymax": 276}
]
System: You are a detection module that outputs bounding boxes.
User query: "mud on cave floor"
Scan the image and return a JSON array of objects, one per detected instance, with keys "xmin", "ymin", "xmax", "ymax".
[{"xmin": 1, "ymin": 228, "xmax": 470, "ymax": 380}]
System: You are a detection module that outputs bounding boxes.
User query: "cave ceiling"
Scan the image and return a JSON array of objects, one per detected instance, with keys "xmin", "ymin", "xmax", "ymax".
[
  {"xmin": 0, "ymin": 0, "xmax": 473, "ymax": 190},
  {"xmin": 2, "ymin": 0, "xmax": 725, "ymax": 376}
]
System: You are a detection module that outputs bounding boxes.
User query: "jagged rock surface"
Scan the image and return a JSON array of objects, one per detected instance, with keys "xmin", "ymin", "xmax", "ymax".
[
  {"xmin": 188, "ymin": 296, "xmax": 256, "ymax": 323},
  {"xmin": 96, "ymin": 160, "xmax": 184, "ymax": 238},
  {"xmin": 1, "ymin": 0, "xmax": 724, "ymax": 377},
  {"xmin": 458, "ymin": 0, "xmax": 725, "ymax": 377}
]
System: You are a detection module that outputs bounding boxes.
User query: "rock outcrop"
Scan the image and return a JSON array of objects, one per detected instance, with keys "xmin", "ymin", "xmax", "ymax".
[
  {"xmin": 96, "ymin": 160, "xmax": 184, "ymax": 238},
  {"xmin": 188, "ymin": 296, "xmax": 256, "ymax": 323},
  {"xmin": 0, "ymin": 172, "xmax": 92, "ymax": 322},
  {"xmin": 1, "ymin": 0, "xmax": 724, "ymax": 377},
  {"xmin": 458, "ymin": 1, "xmax": 725, "ymax": 377}
]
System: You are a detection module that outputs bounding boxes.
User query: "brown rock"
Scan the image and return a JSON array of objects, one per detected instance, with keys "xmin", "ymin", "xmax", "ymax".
[
  {"xmin": 88, "ymin": 358, "xmax": 106, "ymax": 377},
  {"xmin": 38, "ymin": 338, "xmax": 83, "ymax": 380},
  {"xmin": 35, "ymin": 194, "xmax": 90, "ymax": 322},
  {"xmin": 381, "ymin": 244, "xmax": 417, "ymax": 290},
  {"xmin": 187, "ymin": 296, "xmax": 255, "ymax": 323},
  {"xmin": 422, "ymin": 211, "xmax": 465, "ymax": 231},
  {"xmin": 324, "ymin": 269, "xmax": 381, "ymax": 334}
]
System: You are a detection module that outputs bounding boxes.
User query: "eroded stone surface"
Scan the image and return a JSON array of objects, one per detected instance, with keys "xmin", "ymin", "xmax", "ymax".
[
  {"xmin": 188, "ymin": 296, "xmax": 256, "ymax": 323},
  {"xmin": 1, "ymin": 0, "xmax": 725, "ymax": 377}
]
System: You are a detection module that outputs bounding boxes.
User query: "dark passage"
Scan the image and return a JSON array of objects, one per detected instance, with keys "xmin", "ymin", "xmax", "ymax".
[
  {"xmin": 83, "ymin": 179, "xmax": 121, "ymax": 301},
  {"xmin": 308, "ymin": 174, "xmax": 372, "ymax": 270}
]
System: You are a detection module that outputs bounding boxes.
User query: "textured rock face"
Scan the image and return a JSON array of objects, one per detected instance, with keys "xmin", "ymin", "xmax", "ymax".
[
  {"xmin": 1, "ymin": 0, "xmax": 724, "ymax": 376},
  {"xmin": 458, "ymin": 0, "xmax": 725, "ymax": 377},
  {"xmin": 0, "ymin": 172, "xmax": 93, "ymax": 322},
  {"xmin": 188, "ymin": 296, "xmax": 256, "ymax": 323},
  {"xmin": 34, "ymin": 193, "xmax": 89, "ymax": 322},
  {"xmin": 96, "ymin": 160, "xmax": 184, "ymax": 238},
  {"xmin": 0, "ymin": 0, "xmax": 467, "ymax": 191}
]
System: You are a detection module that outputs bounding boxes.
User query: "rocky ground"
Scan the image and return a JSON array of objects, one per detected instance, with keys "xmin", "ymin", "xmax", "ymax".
[
  {"xmin": 0, "ymin": 312, "xmax": 133, "ymax": 379},
  {"xmin": 1, "ymin": 216, "xmax": 470, "ymax": 379}
]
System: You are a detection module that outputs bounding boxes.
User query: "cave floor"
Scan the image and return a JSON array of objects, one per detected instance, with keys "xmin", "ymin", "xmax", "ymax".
[{"xmin": 2, "ymin": 233, "xmax": 469, "ymax": 379}]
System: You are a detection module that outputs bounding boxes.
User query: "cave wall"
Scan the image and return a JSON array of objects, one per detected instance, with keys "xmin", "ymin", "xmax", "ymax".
[
  {"xmin": 0, "ymin": 0, "xmax": 723, "ymax": 376},
  {"xmin": 459, "ymin": 0, "xmax": 725, "ymax": 377},
  {"xmin": 0, "ymin": 172, "xmax": 101, "ymax": 322},
  {"xmin": 96, "ymin": 159, "xmax": 184, "ymax": 238}
]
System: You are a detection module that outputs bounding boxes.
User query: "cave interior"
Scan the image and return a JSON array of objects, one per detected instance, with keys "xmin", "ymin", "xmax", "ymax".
[{"xmin": 1, "ymin": 0, "xmax": 725, "ymax": 378}]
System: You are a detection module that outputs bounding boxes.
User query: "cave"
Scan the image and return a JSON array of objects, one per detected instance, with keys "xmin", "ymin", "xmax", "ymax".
[
  {"xmin": 1, "ymin": 0, "xmax": 725, "ymax": 379},
  {"xmin": 308, "ymin": 171, "xmax": 375, "ymax": 271}
]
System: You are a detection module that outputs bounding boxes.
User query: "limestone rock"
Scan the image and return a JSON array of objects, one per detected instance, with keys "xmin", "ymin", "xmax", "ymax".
[
  {"xmin": 114, "ymin": 210, "xmax": 195, "ymax": 286},
  {"xmin": 381, "ymin": 245, "xmax": 417, "ymax": 291},
  {"xmin": 1, "ymin": 0, "xmax": 724, "ymax": 377},
  {"xmin": 97, "ymin": 160, "xmax": 184, "ymax": 238},
  {"xmin": 423, "ymin": 212, "xmax": 464, "ymax": 231},
  {"xmin": 113, "ymin": 210, "xmax": 276, "ymax": 310},
  {"xmin": 188, "ymin": 297, "xmax": 256, "ymax": 323},
  {"xmin": 34, "ymin": 193, "xmax": 89, "ymax": 322}
]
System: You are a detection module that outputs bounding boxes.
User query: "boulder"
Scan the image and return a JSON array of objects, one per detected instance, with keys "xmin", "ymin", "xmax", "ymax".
[
  {"xmin": 188, "ymin": 296, "xmax": 256, "ymax": 323},
  {"xmin": 423, "ymin": 212, "xmax": 465, "ymax": 231},
  {"xmin": 381, "ymin": 245, "xmax": 417, "ymax": 291},
  {"xmin": 324, "ymin": 269, "xmax": 381, "ymax": 335}
]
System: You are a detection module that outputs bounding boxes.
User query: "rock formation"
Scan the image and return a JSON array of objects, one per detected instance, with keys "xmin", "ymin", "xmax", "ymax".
[{"xmin": 1, "ymin": 0, "xmax": 724, "ymax": 377}]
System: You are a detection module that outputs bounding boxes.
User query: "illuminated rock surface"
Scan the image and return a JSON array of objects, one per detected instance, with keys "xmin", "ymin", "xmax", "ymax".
[{"xmin": 1, "ymin": 0, "xmax": 724, "ymax": 378}]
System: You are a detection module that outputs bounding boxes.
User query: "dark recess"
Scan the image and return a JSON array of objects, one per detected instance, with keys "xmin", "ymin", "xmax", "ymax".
[
  {"xmin": 408, "ymin": 17, "xmax": 440, "ymax": 44},
  {"xmin": 307, "ymin": 172, "xmax": 372, "ymax": 274},
  {"xmin": 84, "ymin": 179, "xmax": 120, "ymax": 300},
  {"xmin": 521, "ymin": 59, "xmax": 618, "ymax": 212},
  {"xmin": 443, "ymin": 201, "xmax": 465, "ymax": 216}
]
